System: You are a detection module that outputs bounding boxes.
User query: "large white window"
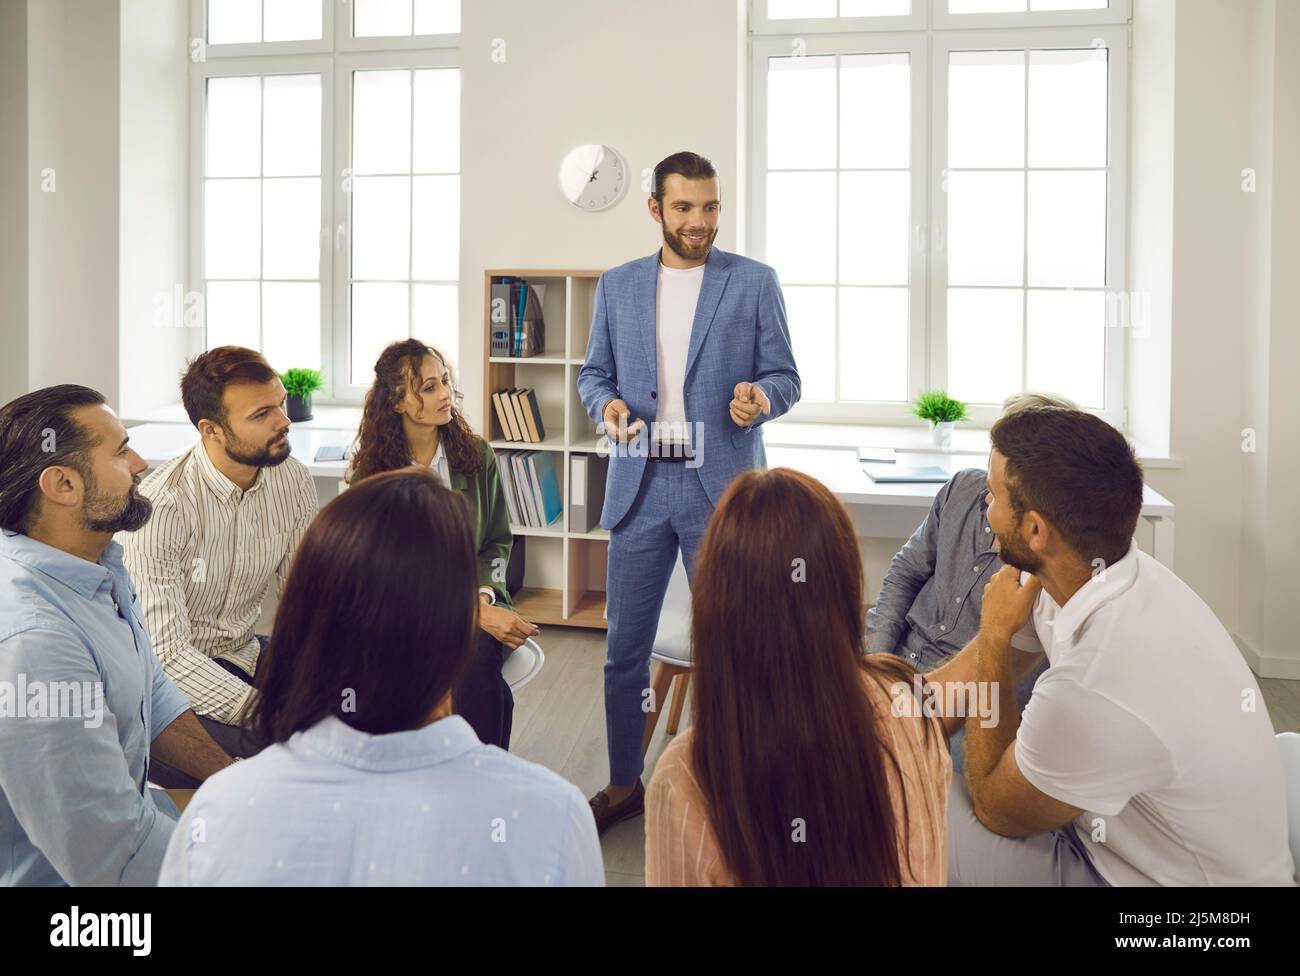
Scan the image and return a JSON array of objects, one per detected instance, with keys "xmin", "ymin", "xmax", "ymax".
[
  {"xmin": 752, "ymin": 0, "xmax": 1129, "ymax": 428},
  {"xmin": 191, "ymin": 0, "xmax": 460, "ymax": 401}
]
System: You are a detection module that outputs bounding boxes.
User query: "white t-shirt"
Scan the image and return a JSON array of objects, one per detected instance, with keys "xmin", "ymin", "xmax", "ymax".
[
  {"xmin": 654, "ymin": 260, "xmax": 705, "ymax": 444},
  {"xmin": 1010, "ymin": 545, "xmax": 1296, "ymax": 887}
]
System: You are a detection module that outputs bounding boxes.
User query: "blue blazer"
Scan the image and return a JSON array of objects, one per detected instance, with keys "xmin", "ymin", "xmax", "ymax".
[{"xmin": 577, "ymin": 246, "xmax": 801, "ymax": 530}]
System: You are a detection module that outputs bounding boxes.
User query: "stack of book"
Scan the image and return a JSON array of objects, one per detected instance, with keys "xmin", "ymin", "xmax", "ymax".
[
  {"xmin": 498, "ymin": 449, "xmax": 562, "ymax": 529},
  {"xmin": 492, "ymin": 388, "xmax": 547, "ymax": 442}
]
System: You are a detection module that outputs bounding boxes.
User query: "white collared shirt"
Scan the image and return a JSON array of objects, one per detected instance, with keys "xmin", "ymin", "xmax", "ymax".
[
  {"xmin": 158, "ymin": 715, "xmax": 604, "ymax": 886},
  {"xmin": 120, "ymin": 443, "xmax": 319, "ymax": 724},
  {"xmin": 1011, "ymin": 545, "xmax": 1295, "ymax": 886}
]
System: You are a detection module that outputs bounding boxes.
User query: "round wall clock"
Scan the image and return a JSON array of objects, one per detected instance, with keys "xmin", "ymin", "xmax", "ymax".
[{"xmin": 559, "ymin": 144, "xmax": 628, "ymax": 211}]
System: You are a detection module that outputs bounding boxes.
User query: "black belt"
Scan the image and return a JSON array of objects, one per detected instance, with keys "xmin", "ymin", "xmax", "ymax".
[{"xmin": 647, "ymin": 442, "xmax": 695, "ymax": 463}]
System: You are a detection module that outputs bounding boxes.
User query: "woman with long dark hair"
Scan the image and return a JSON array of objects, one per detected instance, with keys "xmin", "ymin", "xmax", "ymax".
[
  {"xmin": 349, "ymin": 339, "xmax": 536, "ymax": 749},
  {"xmin": 157, "ymin": 468, "xmax": 602, "ymax": 886},
  {"xmin": 645, "ymin": 468, "xmax": 950, "ymax": 885}
]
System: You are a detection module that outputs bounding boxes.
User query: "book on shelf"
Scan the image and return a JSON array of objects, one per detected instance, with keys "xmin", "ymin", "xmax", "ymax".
[
  {"xmin": 498, "ymin": 448, "xmax": 562, "ymax": 529},
  {"xmin": 489, "ymin": 276, "xmax": 547, "ymax": 358},
  {"xmin": 568, "ymin": 452, "xmax": 608, "ymax": 533},
  {"xmin": 492, "ymin": 386, "xmax": 547, "ymax": 443}
]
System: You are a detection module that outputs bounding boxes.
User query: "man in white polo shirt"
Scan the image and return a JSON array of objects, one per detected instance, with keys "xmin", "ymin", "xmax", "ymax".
[{"xmin": 926, "ymin": 406, "xmax": 1294, "ymax": 886}]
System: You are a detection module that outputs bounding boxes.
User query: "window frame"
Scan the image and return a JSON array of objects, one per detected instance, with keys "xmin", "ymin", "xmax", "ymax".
[
  {"xmin": 749, "ymin": 1, "xmax": 1130, "ymax": 429},
  {"xmin": 330, "ymin": 48, "xmax": 461, "ymax": 402},
  {"xmin": 750, "ymin": 32, "xmax": 929, "ymax": 423},
  {"xmin": 190, "ymin": 0, "xmax": 461, "ymax": 404},
  {"xmin": 189, "ymin": 55, "xmax": 337, "ymax": 386}
]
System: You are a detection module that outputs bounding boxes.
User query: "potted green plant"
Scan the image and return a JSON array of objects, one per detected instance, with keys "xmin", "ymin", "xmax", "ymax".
[
  {"xmin": 913, "ymin": 389, "xmax": 968, "ymax": 449},
  {"xmin": 281, "ymin": 367, "xmax": 323, "ymax": 423}
]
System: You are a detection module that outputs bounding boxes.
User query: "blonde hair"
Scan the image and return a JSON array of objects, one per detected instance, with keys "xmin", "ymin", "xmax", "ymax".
[{"xmin": 1001, "ymin": 390, "xmax": 1079, "ymax": 417}]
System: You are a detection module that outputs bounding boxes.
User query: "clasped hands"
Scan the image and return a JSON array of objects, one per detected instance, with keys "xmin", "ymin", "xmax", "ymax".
[{"xmin": 601, "ymin": 382, "xmax": 770, "ymax": 443}]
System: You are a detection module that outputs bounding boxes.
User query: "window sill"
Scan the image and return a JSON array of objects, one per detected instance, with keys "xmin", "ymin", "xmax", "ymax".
[
  {"xmin": 763, "ymin": 420, "xmax": 1183, "ymax": 469},
  {"xmin": 123, "ymin": 402, "xmax": 363, "ymax": 432}
]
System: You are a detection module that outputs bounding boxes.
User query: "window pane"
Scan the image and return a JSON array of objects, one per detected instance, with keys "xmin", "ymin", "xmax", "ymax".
[
  {"xmin": 263, "ymin": 74, "xmax": 320, "ymax": 177},
  {"xmin": 263, "ymin": 0, "xmax": 322, "ymax": 41},
  {"xmin": 208, "ymin": 0, "xmax": 262, "ymax": 44},
  {"xmin": 1029, "ymin": 48, "xmax": 1107, "ymax": 168},
  {"xmin": 351, "ymin": 283, "xmax": 409, "ymax": 384},
  {"xmin": 946, "ymin": 171, "xmax": 1023, "ymax": 286},
  {"xmin": 1027, "ymin": 170, "xmax": 1106, "ymax": 287},
  {"xmin": 411, "ymin": 175, "xmax": 459, "ymax": 281},
  {"xmin": 767, "ymin": 56, "xmax": 836, "ymax": 169},
  {"xmin": 206, "ymin": 281, "xmax": 260, "ymax": 350},
  {"xmin": 840, "ymin": 53, "xmax": 909, "ymax": 169},
  {"xmin": 413, "ymin": 0, "xmax": 459, "ymax": 34},
  {"xmin": 262, "ymin": 282, "xmax": 321, "ymax": 371},
  {"xmin": 946, "ymin": 287, "xmax": 1023, "ymax": 404},
  {"xmin": 768, "ymin": 0, "xmax": 835, "ymax": 17},
  {"xmin": 412, "ymin": 284, "xmax": 459, "ymax": 371},
  {"xmin": 766, "ymin": 172, "xmax": 836, "ymax": 285},
  {"xmin": 207, "ymin": 76, "xmax": 261, "ymax": 178},
  {"xmin": 262, "ymin": 178, "xmax": 321, "ymax": 279},
  {"xmin": 839, "ymin": 171, "xmax": 909, "ymax": 286},
  {"xmin": 353, "ymin": 71, "xmax": 412, "ymax": 176},
  {"xmin": 351, "ymin": 176, "xmax": 411, "ymax": 280},
  {"xmin": 355, "ymin": 0, "xmax": 412, "ymax": 36},
  {"xmin": 413, "ymin": 69, "xmax": 459, "ymax": 173},
  {"xmin": 840, "ymin": 0, "xmax": 910, "ymax": 14},
  {"xmin": 782, "ymin": 287, "xmax": 836, "ymax": 401},
  {"xmin": 205, "ymin": 180, "xmax": 261, "ymax": 278},
  {"xmin": 839, "ymin": 287, "xmax": 908, "ymax": 401},
  {"xmin": 949, "ymin": 50, "xmax": 1024, "ymax": 168},
  {"xmin": 1026, "ymin": 289, "xmax": 1104, "ymax": 408}
]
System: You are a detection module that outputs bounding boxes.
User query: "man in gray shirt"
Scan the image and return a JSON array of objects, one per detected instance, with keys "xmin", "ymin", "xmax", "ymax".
[{"xmin": 867, "ymin": 393, "xmax": 1078, "ymax": 671}]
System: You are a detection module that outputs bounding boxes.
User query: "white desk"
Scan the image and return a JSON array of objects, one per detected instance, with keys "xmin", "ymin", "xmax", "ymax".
[
  {"xmin": 124, "ymin": 423, "xmax": 1175, "ymax": 568},
  {"xmin": 125, "ymin": 422, "xmax": 353, "ymax": 480},
  {"xmin": 765, "ymin": 445, "xmax": 1176, "ymax": 569}
]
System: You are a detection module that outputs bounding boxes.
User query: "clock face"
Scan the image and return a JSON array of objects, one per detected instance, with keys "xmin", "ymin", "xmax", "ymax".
[{"xmin": 559, "ymin": 144, "xmax": 628, "ymax": 211}]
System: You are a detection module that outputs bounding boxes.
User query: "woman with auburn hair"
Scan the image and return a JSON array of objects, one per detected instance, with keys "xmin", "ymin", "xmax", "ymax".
[
  {"xmin": 645, "ymin": 467, "xmax": 951, "ymax": 886},
  {"xmin": 348, "ymin": 339, "xmax": 536, "ymax": 750},
  {"xmin": 158, "ymin": 468, "xmax": 602, "ymax": 886}
]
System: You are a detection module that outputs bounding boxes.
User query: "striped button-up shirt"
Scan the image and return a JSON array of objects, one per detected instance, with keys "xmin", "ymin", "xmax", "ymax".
[{"xmin": 120, "ymin": 442, "xmax": 318, "ymax": 724}]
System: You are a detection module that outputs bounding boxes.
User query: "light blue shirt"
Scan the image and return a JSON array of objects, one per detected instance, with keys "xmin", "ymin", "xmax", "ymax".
[
  {"xmin": 0, "ymin": 531, "xmax": 190, "ymax": 886},
  {"xmin": 159, "ymin": 714, "xmax": 604, "ymax": 886}
]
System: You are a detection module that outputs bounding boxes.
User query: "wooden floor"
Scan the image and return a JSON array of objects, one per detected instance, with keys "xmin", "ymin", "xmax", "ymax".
[{"xmin": 511, "ymin": 625, "xmax": 1300, "ymax": 888}]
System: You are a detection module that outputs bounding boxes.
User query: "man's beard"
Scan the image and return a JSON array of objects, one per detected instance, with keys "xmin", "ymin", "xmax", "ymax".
[
  {"xmin": 995, "ymin": 520, "xmax": 1042, "ymax": 575},
  {"xmin": 224, "ymin": 429, "xmax": 291, "ymax": 468},
  {"xmin": 84, "ymin": 476, "xmax": 153, "ymax": 534},
  {"xmin": 662, "ymin": 222, "xmax": 716, "ymax": 262}
]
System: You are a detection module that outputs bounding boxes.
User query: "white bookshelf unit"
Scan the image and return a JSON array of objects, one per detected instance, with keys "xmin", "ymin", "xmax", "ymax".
[{"xmin": 483, "ymin": 269, "xmax": 610, "ymax": 630}]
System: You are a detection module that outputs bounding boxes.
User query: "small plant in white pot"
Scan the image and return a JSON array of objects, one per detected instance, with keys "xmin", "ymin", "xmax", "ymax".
[{"xmin": 914, "ymin": 390, "xmax": 968, "ymax": 449}]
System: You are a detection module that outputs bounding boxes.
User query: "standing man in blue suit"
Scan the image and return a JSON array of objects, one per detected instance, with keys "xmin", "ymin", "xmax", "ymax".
[{"xmin": 578, "ymin": 151, "xmax": 801, "ymax": 833}]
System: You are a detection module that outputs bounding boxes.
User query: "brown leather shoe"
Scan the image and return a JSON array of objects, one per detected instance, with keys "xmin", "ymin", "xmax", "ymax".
[{"xmin": 588, "ymin": 781, "xmax": 645, "ymax": 836}]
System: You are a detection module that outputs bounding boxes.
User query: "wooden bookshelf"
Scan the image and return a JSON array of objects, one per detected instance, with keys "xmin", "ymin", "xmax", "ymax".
[{"xmin": 483, "ymin": 269, "xmax": 609, "ymax": 630}]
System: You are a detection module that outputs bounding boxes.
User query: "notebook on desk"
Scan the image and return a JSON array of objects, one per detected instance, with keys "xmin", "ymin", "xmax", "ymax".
[{"xmin": 862, "ymin": 464, "xmax": 951, "ymax": 484}]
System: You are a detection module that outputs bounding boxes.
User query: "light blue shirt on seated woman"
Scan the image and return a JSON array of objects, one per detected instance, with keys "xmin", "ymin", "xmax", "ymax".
[{"xmin": 158, "ymin": 713, "xmax": 604, "ymax": 886}]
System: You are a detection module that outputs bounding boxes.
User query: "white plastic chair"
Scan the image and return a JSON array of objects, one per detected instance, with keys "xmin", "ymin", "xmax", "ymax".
[
  {"xmin": 1277, "ymin": 732, "xmax": 1300, "ymax": 883},
  {"xmin": 642, "ymin": 557, "xmax": 693, "ymax": 754},
  {"xmin": 503, "ymin": 636, "xmax": 545, "ymax": 692}
]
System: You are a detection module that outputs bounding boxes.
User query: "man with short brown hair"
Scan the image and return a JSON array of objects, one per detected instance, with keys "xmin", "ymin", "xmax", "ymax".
[{"xmin": 121, "ymin": 347, "xmax": 318, "ymax": 783}]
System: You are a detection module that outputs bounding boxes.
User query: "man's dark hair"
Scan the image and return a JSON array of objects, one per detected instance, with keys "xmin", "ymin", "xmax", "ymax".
[
  {"xmin": 0, "ymin": 385, "xmax": 107, "ymax": 534},
  {"xmin": 652, "ymin": 150, "xmax": 718, "ymax": 204},
  {"xmin": 180, "ymin": 346, "xmax": 279, "ymax": 429},
  {"xmin": 989, "ymin": 406, "xmax": 1144, "ymax": 567},
  {"xmin": 245, "ymin": 466, "xmax": 479, "ymax": 743}
]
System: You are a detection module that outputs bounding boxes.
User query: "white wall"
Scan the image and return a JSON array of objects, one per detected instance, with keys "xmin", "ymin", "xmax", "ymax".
[
  {"xmin": 0, "ymin": 0, "xmax": 29, "ymax": 404},
  {"xmin": 119, "ymin": 0, "xmax": 194, "ymax": 419},
  {"xmin": 457, "ymin": 0, "xmax": 744, "ymax": 435},
  {"xmin": 27, "ymin": 0, "xmax": 122, "ymax": 403}
]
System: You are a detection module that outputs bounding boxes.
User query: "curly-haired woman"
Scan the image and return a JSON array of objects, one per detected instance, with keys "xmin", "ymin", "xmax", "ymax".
[{"xmin": 348, "ymin": 339, "xmax": 537, "ymax": 749}]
